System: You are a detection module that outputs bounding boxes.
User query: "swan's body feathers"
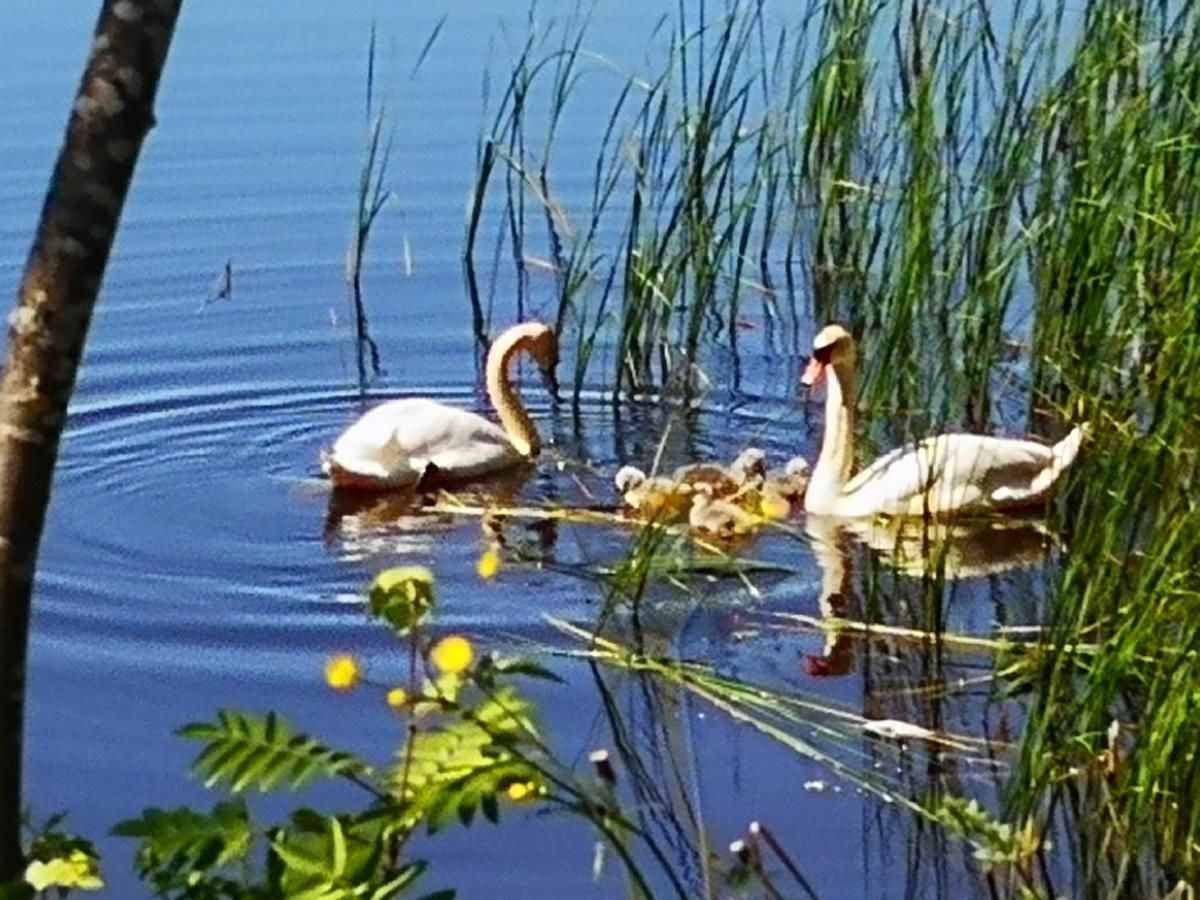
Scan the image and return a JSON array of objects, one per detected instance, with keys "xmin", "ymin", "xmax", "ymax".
[
  {"xmin": 831, "ymin": 431, "xmax": 1079, "ymax": 517},
  {"xmin": 327, "ymin": 398, "xmax": 522, "ymax": 487}
]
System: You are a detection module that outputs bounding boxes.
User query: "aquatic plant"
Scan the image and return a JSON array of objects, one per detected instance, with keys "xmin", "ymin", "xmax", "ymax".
[
  {"xmin": 110, "ymin": 567, "xmax": 704, "ymax": 899},
  {"xmin": 343, "ymin": 17, "xmax": 446, "ymax": 391},
  {"xmin": 460, "ymin": 1, "xmax": 1183, "ymax": 429},
  {"xmin": 344, "ymin": 23, "xmax": 393, "ymax": 389}
]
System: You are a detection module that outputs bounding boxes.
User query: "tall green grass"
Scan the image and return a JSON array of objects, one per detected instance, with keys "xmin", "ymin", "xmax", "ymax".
[
  {"xmin": 345, "ymin": 24, "xmax": 391, "ymax": 388},
  {"xmin": 460, "ymin": 1, "xmax": 1200, "ymax": 894},
  {"xmin": 346, "ymin": 19, "xmax": 444, "ymax": 388},
  {"xmin": 464, "ymin": 0, "xmax": 1187, "ymax": 420}
]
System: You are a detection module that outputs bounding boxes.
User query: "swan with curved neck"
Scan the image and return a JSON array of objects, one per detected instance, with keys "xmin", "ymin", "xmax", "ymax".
[
  {"xmin": 802, "ymin": 324, "xmax": 1084, "ymax": 517},
  {"xmin": 323, "ymin": 322, "xmax": 558, "ymax": 489}
]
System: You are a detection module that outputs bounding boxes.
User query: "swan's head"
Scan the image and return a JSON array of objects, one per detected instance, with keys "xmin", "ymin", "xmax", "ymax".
[
  {"xmin": 614, "ymin": 465, "xmax": 647, "ymax": 495},
  {"xmin": 526, "ymin": 323, "xmax": 560, "ymax": 400},
  {"xmin": 802, "ymin": 323, "xmax": 855, "ymax": 386}
]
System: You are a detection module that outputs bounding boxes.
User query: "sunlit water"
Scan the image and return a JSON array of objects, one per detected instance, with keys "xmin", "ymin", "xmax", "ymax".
[{"xmin": 2, "ymin": 2, "xmax": 1061, "ymax": 896}]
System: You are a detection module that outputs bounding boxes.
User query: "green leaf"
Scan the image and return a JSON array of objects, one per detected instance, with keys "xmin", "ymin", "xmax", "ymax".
[
  {"xmin": 112, "ymin": 800, "xmax": 251, "ymax": 894},
  {"xmin": 929, "ymin": 795, "xmax": 1044, "ymax": 868},
  {"xmin": 480, "ymin": 793, "xmax": 499, "ymax": 824},
  {"xmin": 329, "ymin": 817, "xmax": 347, "ymax": 879},
  {"xmin": 269, "ymin": 814, "xmax": 421, "ymax": 900},
  {"xmin": 392, "ymin": 686, "xmax": 544, "ymax": 832},
  {"xmin": 179, "ymin": 710, "xmax": 373, "ymax": 793},
  {"xmin": 490, "ymin": 658, "xmax": 566, "ymax": 684},
  {"xmin": 25, "ymin": 816, "xmax": 100, "ymax": 867}
]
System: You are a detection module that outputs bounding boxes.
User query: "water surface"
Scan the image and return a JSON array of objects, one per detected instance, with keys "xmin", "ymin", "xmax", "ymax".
[{"xmin": 2, "ymin": 2, "xmax": 1057, "ymax": 896}]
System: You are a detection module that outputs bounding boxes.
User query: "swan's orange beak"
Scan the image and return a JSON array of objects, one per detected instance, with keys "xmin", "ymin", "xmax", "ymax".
[{"xmin": 801, "ymin": 357, "xmax": 825, "ymax": 387}]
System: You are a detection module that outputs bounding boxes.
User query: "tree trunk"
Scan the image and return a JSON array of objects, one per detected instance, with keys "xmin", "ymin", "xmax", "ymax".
[{"xmin": 0, "ymin": 0, "xmax": 182, "ymax": 878}]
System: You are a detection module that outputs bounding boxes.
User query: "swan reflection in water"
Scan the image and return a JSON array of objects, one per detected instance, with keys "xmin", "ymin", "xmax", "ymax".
[
  {"xmin": 801, "ymin": 513, "xmax": 1059, "ymax": 677},
  {"xmin": 320, "ymin": 465, "xmax": 559, "ymax": 560}
]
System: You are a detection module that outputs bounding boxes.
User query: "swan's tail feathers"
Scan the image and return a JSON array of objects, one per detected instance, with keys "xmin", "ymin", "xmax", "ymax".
[
  {"xmin": 991, "ymin": 424, "xmax": 1087, "ymax": 506},
  {"xmin": 1025, "ymin": 423, "xmax": 1087, "ymax": 496},
  {"xmin": 1052, "ymin": 423, "xmax": 1087, "ymax": 471}
]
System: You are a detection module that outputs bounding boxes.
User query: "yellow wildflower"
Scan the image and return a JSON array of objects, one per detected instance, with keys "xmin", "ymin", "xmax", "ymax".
[
  {"xmin": 477, "ymin": 547, "xmax": 501, "ymax": 580},
  {"xmin": 324, "ymin": 654, "xmax": 361, "ymax": 691},
  {"xmin": 386, "ymin": 687, "xmax": 408, "ymax": 709},
  {"xmin": 506, "ymin": 781, "xmax": 534, "ymax": 801},
  {"xmin": 430, "ymin": 635, "xmax": 474, "ymax": 675},
  {"xmin": 25, "ymin": 851, "xmax": 104, "ymax": 892}
]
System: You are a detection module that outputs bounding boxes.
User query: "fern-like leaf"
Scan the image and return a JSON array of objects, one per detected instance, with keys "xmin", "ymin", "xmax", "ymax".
[
  {"xmin": 179, "ymin": 710, "xmax": 373, "ymax": 793},
  {"xmin": 392, "ymin": 686, "xmax": 542, "ymax": 831},
  {"xmin": 267, "ymin": 810, "xmax": 428, "ymax": 900},
  {"xmin": 423, "ymin": 759, "xmax": 539, "ymax": 832},
  {"xmin": 112, "ymin": 800, "xmax": 252, "ymax": 895}
]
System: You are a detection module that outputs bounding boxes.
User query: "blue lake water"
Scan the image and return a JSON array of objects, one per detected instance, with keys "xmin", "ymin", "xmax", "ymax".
[{"xmin": 1, "ymin": 2, "xmax": 1062, "ymax": 896}]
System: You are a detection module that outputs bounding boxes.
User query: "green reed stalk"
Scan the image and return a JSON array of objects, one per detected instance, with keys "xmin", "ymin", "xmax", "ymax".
[{"xmin": 346, "ymin": 24, "xmax": 392, "ymax": 388}]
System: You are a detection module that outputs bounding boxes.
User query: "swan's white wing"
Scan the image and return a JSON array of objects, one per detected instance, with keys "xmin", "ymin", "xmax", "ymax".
[
  {"xmin": 986, "ymin": 425, "xmax": 1083, "ymax": 504},
  {"xmin": 836, "ymin": 439, "xmax": 952, "ymax": 516},
  {"xmin": 840, "ymin": 434, "xmax": 1057, "ymax": 516},
  {"xmin": 329, "ymin": 398, "xmax": 519, "ymax": 482},
  {"xmin": 841, "ymin": 443, "xmax": 915, "ymax": 493}
]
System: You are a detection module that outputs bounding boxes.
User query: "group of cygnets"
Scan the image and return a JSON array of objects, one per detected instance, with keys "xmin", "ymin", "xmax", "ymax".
[{"xmin": 613, "ymin": 449, "xmax": 811, "ymax": 541}]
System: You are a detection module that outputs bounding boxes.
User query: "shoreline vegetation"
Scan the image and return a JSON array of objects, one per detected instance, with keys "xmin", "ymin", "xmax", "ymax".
[{"xmin": 461, "ymin": 3, "xmax": 1200, "ymax": 888}]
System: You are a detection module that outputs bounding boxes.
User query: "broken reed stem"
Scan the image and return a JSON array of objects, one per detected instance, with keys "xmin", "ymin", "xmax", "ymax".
[
  {"xmin": 759, "ymin": 611, "xmax": 1105, "ymax": 656},
  {"xmin": 730, "ymin": 838, "xmax": 787, "ymax": 900},
  {"xmin": 749, "ymin": 821, "xmax": 820, "ymax": 900}
]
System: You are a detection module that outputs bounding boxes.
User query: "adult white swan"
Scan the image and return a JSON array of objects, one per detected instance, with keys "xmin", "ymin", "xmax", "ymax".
[
  {"xmin": 801, "ymin": 324, "xmax": 1084, "ymax": 517},
  {"xmin": 322, "ymin": 322, "xmax": 558, "ymax": 489}
]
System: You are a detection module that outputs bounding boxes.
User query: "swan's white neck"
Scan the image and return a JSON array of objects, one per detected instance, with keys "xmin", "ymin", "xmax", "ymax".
[
  {"xmin": 805, "ymin": 359, "xmax": 856, "ymax": 514},
  {"xmin": 485, "ymin": 324, "xmax": 542, "ymax": 457}
]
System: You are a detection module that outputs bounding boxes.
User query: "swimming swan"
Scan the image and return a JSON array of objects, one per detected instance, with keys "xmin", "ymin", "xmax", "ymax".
[
  {"xmin": 323, "ymin": 322, "xmax": 558, "ymax": 489},
  {"xmin": 801, "ymin": 324, "xmax": 1084, "ymax": 517}
]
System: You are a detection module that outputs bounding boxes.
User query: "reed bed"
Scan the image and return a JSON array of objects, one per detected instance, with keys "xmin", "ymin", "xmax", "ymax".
[{"xmin": 458, "ymin": 0, "xmax": 1200, "ymax": 894}]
